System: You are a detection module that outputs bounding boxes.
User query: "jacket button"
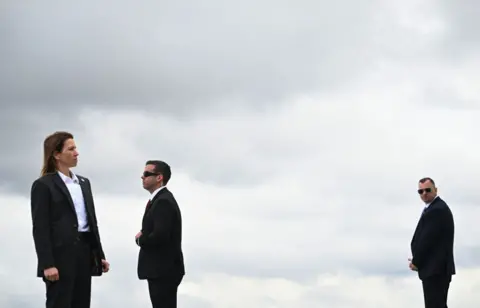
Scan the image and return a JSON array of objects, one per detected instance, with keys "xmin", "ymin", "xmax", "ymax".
[{"xmin": 74, "ymin": 224, "xmax": 78, "ymax": 228}]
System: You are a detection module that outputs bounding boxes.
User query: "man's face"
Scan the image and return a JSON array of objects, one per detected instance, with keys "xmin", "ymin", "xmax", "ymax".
[
  {"xmin": 141, "ymin": 164, "xmax": 162, "ymax": 191},
  {"xmin": 418, "ymin": 180, "xmax": 437, "ymax": 203},
  {"xmin": 54, "ymin": 138, "xmax": 78, "ymax": 168}
]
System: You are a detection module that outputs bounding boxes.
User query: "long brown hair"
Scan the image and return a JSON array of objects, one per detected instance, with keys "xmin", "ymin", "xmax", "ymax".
[{"xmin": 41, "ymin": 131, "xmax": 74, "ymax": 176}]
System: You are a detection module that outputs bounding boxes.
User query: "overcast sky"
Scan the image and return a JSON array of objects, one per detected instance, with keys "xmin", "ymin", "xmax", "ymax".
[{"xmin": 1, "ymin": 1, "xmax": 480, "ymax": 307}]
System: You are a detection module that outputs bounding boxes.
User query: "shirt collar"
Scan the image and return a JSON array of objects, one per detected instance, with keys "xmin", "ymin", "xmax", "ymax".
[
  {"xmin": 151, "ymin": 186, "xmax": 166, "ymax": 200},
  {"xmin": 57, "ymin": 170, "xmax": 79, "ymax": 184}
]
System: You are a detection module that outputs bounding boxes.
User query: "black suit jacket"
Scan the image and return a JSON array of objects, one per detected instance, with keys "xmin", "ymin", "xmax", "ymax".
[
  {"xmin": 410, "ymin": 196, "xmax": 455, "ymax": 280},
  {"xmin": 30, "ymin": 173, "xmax": 106, "ymax": 278},
  {"xmin": 137, "ymin": 187, "xmax": 185, "ymax": 280}
]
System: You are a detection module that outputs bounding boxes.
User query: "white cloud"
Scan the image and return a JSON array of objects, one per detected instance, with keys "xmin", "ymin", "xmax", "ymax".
[
  {"xmin": 184, "ymin": 268, "xmax": 480, "ymax": 307},
  {"xmin": 3, "ymin": 189, "xmax": 480, "ymax": 308}
]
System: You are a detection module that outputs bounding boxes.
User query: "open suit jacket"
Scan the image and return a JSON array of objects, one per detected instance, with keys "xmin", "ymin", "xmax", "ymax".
[
  {"xmin": 30, "ymin": 173, "xmax": 106, "ymax": 278},
  {"xmin": 137, "ymin": 187, "xmax": 185, "ymax": 281},
  {"xmin": 410, "ymin": 196, "xmax": 455, "ymax": 280}
]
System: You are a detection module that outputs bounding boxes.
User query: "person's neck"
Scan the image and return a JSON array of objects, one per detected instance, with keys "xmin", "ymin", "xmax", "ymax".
[
  {"xmin": 149, "ymin": 184, "xmax": 164, "ymax": 194},
  {"xmin": 57, "ymin": 166, "xmax": 71, "ymax": 178}
]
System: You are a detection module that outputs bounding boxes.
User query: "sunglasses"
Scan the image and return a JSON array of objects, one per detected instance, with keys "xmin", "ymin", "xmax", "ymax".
[
  {"xmin": 143, "ymin": 171, "xmax": 160, "ymax": 178},
  {"xmin": 417, "ymin": 188, "xmax": 432, "ymax": 195}
]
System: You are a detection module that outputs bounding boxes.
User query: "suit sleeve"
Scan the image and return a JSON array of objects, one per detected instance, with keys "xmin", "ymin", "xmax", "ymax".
[
  {"xmin": 412, "ymin": 209, "xmax": 445, "ymax": 268},
  {"xmin": 30, "ymin": 180, "xmax": 55, "ymax": 270},
  {"xmin": 138, "ymin": 199, "xmax": 174, "ymax": 248},
  {"xmin": 86, "ymin": 179, "xmax": 106, "ymax": 260}
]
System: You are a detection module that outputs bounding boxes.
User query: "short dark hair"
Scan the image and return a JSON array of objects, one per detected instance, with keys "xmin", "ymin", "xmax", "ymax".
[
  {"xmin": 146, "ymin": 160, "xmax": 171, "ymax": 185},
  {"xmin": 41, "ymin": 131, "xmax": 74, "ymax": 176},
  {"xmin": 419, "ymin": 177, "xmax": 435, "ymax": 186}
]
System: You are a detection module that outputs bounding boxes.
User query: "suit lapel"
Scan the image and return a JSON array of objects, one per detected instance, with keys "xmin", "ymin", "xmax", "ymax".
[
  {"xmin": 143, "ymin": 188, "xmax": 168, "ymax": 218},
  {"xmin": 52, "ymin": 173, "xmax": 76, "ymax": 213},
  {"xmin": 413, "ymin": 197, "xmax": 441, "ymax": 247}
]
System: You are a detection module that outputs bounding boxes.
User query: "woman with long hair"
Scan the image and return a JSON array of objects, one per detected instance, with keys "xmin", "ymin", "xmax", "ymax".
[{"xmin": 30, "ymin": 131, "xmax": 109, "ymax": 308}]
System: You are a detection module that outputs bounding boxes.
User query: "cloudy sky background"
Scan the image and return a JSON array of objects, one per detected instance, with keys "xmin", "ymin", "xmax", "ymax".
[{"xmin": 1, "ymin": 0, "xmax": 480, "ymax": 307}]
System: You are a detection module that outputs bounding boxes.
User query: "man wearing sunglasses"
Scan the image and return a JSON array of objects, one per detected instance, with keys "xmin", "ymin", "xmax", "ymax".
[
  {"xmin": 409, "ymin": 177, "xmax": 455, "ymax": 308},
  {"xmin": 135, "ymin": 160, "xmax": 185, "ymax": 308}
]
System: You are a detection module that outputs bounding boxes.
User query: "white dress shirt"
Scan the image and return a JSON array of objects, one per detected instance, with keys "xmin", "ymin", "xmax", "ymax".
[{"xmin": 58, "ymin": 171, "xmax": 90, "ymax": 232}]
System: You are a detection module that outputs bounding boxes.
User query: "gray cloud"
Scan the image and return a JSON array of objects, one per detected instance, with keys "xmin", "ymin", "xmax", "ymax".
[
  {"xmin": 3, "ymin": 0, "xmax": 473, "ymax": 195},
  {"xmin": 0, "ymin": 111, "xmax": 86, "ymax": 195},
  {"xmin": 0, "ymin": 0, "xmax": 402, "ymax": 194},
  {"xmin": 2, "ymin": 0, "xmax": 395, "ymax": 115},
  {"xmin": 439, "ymin": 0, "xmax": 480, "ymax": 52}
]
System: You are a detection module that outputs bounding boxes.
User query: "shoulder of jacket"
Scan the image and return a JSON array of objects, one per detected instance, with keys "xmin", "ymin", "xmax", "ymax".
[
  {"xmin": 36, "ymin": 173, "xmax": 56, "ymax": 182},
  {"xmin": 31, "ymin": 174, "xmax": 55, "ymax": 189},
  {"xmin": 153, "ymin": 189, "xmax": 175, "ymax": 204},
  {"xmin": 436, "ymin": 197, "xmax": 449, "ymax": 207},
  {"xmin": 164, "ymin": 188, "xmax": 177, "ymax": 201}
]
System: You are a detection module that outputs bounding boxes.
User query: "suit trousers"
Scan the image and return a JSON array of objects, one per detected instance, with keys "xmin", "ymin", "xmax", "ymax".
[
  {"xmin": 422, "ymin": 274, "xmax": 451, "ymax": 308},
  {"xmin": 147, "ymin": 275, "xmax": 183, "ymax": 308},
  {"xmin": 44, "ymin": 234, "xmax": 93, "ymax": 308}
]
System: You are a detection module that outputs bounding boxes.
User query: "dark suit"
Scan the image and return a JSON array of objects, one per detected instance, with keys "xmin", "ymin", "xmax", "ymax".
[
  {"xmin": 137, "ymin": 187, "xmax": 185, "ymax": 308},
  {"xmin": 411, "ymin": 196, "xmax": 455, "ymax": 308},
  {"xmin": 30, "ymin": 173, "xmax": 106, "ymax": 308}
]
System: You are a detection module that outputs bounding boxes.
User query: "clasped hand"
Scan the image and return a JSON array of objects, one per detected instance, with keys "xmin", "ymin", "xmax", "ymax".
[
  {"xmin": 408, "ymin": 258, "xmax": 418, "ymax": 271},
  {"xmin": 135, "ymin": 231, "xmax": 142, "ymax": 246}
]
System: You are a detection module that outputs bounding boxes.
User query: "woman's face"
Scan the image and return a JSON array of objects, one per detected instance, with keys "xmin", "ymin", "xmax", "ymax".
[{"xmin": 54, "ymin": 138, "xmax": 79, "ymax": 168}]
